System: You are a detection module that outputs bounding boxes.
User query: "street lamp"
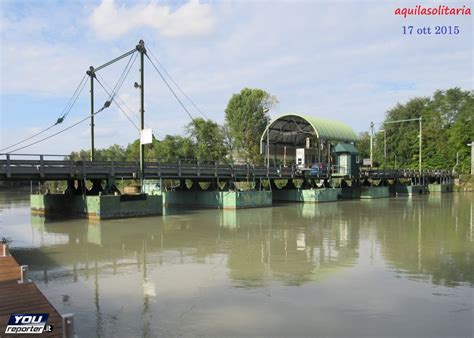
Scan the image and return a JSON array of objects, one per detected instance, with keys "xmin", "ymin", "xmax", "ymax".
[
  {"xmin": 264, "ymin": 108, "xmax": 270, "ymax": 170},
  {"xmin": 379, "ymin": 129, "xmax": 387, "ymax": 168},
  {"xmin": 468, "ymin": 142, "xmax": 473, "ymax": 175},
  {"xmin": 370, "ymin": 122, "xmax": 374, "ymax": 167},
  {"xmin": 372, "ymin": 117, "xmax": 422, "ymax": 173}
]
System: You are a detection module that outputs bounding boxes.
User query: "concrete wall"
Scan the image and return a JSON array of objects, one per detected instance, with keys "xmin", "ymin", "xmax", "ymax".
[
  {"xmin": 395, "ymin": 185, "xmax": 426, "ymax": 195},
  {"xmin": 163, "ymin": 190, "xmax": 272, "ymax": 209},
  {"xmin": 272, "ymin": 188, "xmax": 342, "ymax": 203},
  {"xmin": 91, "ymin": 195, "xmax": 162, "ymax": 219},
  {"xmin": 223, "ymin": 191, "xmax": 272, "ymax": 209},
  {"xmin": 360, "ymin": 186, "xmax": 389, "ymax": 199},
  {"xmin": 31, "ymin": 194, "xmax": 86, "ymax": 216},
  {"xmin": 163, "ymin": 191, "xmax": 220, "ymax": 208},
  {"xmin": 427, "ymin": 184, "xmax": 454, "ymax": 193},
  {"xmin": 341, "ymin": 187, "xmax": 360, "ymax": 199},
  {"xmin": 31, "ymin": 194, "xmax": 162, "ymax": 219}
]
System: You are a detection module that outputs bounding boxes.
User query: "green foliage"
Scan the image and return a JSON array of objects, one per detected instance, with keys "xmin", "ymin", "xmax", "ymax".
[
  {"xmin": 369, "ymin": 88, "xmax": 473, "ymax": 173},
  {"xmin": 151, "ymin": 135, "xmax": 195, "ymax": 162},
  {"xmin": 357, "ymin": 132, "xmax": 370, "ymax": 159},
  {"xmin": 186, "ymin": 118, "xmax": 227, "ymax": 162},
  {"xmin": 69, "ymin": 144, "xmax": 127, "ymax": 161},
  {"xmin": 225, "ymin": 88, "xmax": 277, "ymax": 164}
]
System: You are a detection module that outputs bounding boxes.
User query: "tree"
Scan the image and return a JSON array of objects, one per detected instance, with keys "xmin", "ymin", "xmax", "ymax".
[
  {"xmin": 356, "ymin": 132, "xmax": 370, "ymax": 159},
  {"xmin": 371, "ymin": 88, "xmax": 473, "ymax": 172},
  {"xmin": 225, "ymin": 88, "xmax": 277, "ymax": 164},
  {"xmin": 152, "ymin": 135, "xmax": 195, "ymax": 162},
  {"xmin": 221, "ymin": 123, "xmax": 235, "ymax": 164},
  {"xmin": 186, "ymin": 118, "xmax": 227, "ymax": 162}
]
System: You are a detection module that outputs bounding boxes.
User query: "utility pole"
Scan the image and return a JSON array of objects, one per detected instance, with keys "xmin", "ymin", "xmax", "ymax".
[
  {"xmin": 376, "ymin": 117, "xmax": 422, "ymax": 171},
  {"xmin": 468, "ymin": 142, "xmax": 473, "ymax": 175},
  {"xmin": 137, "ymin": 40, "xmax": 146, "ymax": 187},
  {"xmin": 370, "ymin": 122, "xmax": 374, "ymax": 167},
  {"xmin": 419, "ymin": 117, "xmax": 422, "ymax": 174},
  {"xmin": 87, "ymin": 66, "xmax": 95, "ymax": 161},
  {"xmin": 379, "ymin": 129, "xmax": 387, "ymax": 169},
  {"xmin": 266, "ymin": 127, "xmax": 270, "ymax": 169}
]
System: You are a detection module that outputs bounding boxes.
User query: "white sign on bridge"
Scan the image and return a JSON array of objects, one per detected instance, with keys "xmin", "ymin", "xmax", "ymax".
[
  {"xmin": 363, "ymin": 158, "xmax": 372, "ymax": 166},
  {"xmin": 140, "ymin": 129, "xmax": 153, "ymax": 145}
]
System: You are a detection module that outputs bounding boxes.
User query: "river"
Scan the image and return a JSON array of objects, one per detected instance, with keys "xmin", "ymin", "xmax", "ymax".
[{"xmin": 1, "ymin": 192, "xmax": 473, "ymax": 337}]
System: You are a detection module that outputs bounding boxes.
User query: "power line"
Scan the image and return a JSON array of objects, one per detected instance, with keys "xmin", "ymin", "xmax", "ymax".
[
  {"xmin": 148, "ymin": 48, "xmax": 208, "ymax": 119},
  {"xmin": 0, "ymin": 74, "xmax": 88, "ymax": 152}
]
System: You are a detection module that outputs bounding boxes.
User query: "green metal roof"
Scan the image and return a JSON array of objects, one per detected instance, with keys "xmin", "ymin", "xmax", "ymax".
[
  {"xmin": 334, "ymin": 143, "xmax": 359, "ymax": 154},
  {"xmin": 260, "ymin": 114, "xmax": 357, "ymax": 146}
]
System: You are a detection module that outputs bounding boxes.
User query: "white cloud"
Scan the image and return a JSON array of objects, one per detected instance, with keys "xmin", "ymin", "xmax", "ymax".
[
  {"xmin": 89, "ymin": 0, "xmax": 216, "ymax": 40},
  {"xmin": 1, "ymin": 0, "xmax": 471, "ymax": 153}
]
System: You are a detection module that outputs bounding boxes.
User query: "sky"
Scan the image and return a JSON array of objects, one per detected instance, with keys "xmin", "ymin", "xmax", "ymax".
[{"xmin": 0, "ymin": 0, "xmax": 472, "ymax": 155}]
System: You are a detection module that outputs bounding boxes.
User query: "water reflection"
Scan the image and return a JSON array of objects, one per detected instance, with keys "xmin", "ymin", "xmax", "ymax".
[
  {"xmin": 2, "ymin": 193, "xmax": 473, "ymax": 337},
  {"xmin": 26, "ymin": 206, "xmax": 360, "ymax": 289},
  {"xmin": 20, "ymin": 196, "xmax": 474, "ymax": 289},
  {"xmin": 375, "ymin": 195, "xmax": 474, "ymax": 287}
]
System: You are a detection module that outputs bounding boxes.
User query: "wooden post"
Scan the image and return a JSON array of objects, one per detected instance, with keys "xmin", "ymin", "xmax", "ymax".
[
  {"xmin": 2, "ymin": 244, "xmax": 9, "ymax": 257},
  {"xmin": 62, "ymin": 313, "xmax": 75, "ymax": 338},
  {"xmin": 19, "ymin": 265, "xmax": 29, "ymax": 283},
  {"xmin": 6, "ymin": 154, "xmax": 11, "ymax": 178}
]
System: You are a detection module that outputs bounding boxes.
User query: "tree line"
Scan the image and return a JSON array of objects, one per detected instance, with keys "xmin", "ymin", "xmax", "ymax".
[
  {"xmin": 69, "ymin": 88, "xmax": 276, "ymax": 165},
  {"xmin": 70, "ymin": 87, "xmax": 472, "ymax": 173},
  {"xmin": 357, "ymin": 88, "xmax": 472, "ymax": 173}
]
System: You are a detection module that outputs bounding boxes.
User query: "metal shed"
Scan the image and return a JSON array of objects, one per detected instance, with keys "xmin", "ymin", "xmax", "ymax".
[{"xmin": 260, "ymin": 114, "xmax": 357, "ymax": 170}]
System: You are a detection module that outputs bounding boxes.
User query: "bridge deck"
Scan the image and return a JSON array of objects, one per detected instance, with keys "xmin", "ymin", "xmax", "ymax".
[
  {"xmin": 0, "ymin": 253, "xmax": 63, "ymax": 337},
  {"xmin": 0, "ymin": 154, "xmax": 453, "ymax": 181}
]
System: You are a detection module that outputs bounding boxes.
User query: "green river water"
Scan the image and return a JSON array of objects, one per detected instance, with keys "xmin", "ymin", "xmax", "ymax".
[{"xmin": 0, "ymin": 192, "xmax": 473, "ymax": 337}]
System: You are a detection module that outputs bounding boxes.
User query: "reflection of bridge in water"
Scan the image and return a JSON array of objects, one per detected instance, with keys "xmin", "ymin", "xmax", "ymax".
[
  {"xmin": 9, "ymin": 194, "xmax": 472, "ymax": 337},
  {"xmin": 23, "ymin": 205, "xmax": 361, "ymax": 287},
  {"xmin": 18, "ymin": 196, "xmax": 473, "ymax": 289}
]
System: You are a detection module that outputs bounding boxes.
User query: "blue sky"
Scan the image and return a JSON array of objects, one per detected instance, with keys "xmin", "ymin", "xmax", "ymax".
[{"xmin": 0, "ymin": 0, "xmax": 472, "ymax": 154}]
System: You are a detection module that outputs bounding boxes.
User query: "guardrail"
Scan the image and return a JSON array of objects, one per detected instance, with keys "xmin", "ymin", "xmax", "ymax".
[
  {"xmin": 0, "ymin": 153, "xmax": 454, "ymax": 181},
  {"xmin": 0, "ymin": 153, "xmax": 298, "ymax": 180},
  {"xmin": 359, "ymin": 168, "xmax": 453, "ymax": 178}
]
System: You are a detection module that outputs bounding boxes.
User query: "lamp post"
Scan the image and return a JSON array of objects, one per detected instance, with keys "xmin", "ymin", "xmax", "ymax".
[
  {"xmin": 264, "ymin": 109, "xmax": 270, "ymax": 171},
  {"xmin": 266, "ymin": 124, "xmax": 270, "ymax": 170},
  {"xmin": 374, "ymin": 117, "xmax": 422, "ymax": 173},
  {"xmin": 468, "ymin": 142, "xmax": 473, "ymax": 175},
  {"xmin": 369, "ymin": 122, "xmax": 374, "ymax": 167},
  {"xmin": 379, "ymin": 129, "xmax": 386, "ymax": 168}
]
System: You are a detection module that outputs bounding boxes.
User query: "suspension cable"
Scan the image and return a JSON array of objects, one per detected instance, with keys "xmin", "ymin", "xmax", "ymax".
[
  {"xmin": 7, "ymin": 101, "xmax": 110, "ymax": 154},
  {"xmin": 148, "ymin": 48, "xmax": 208, "ymax": 119},
  {"xmin": 107, "ymin": 52, "xmax": 137, "ymax": 101},
  {"xmin": 95, "ymin": 77, "xmax": 139, "ymax": 131},
  {"xmin": 145, "ymin": 54, "xmax": 197, "ymax": 122},
  {"xmin": 96, "ymin": 73, "xmax": 162, "ymax": 139},
  {"xmin": 0, "ymin": 74, "xmax": 88, "ymax": 152},
  {"xmin": 61, "ymin": 74, "xmax": 88, "ymax": 120},
  {"xmin": 7, "ymin": 52, "xmax": 138, "ymax": 153}
]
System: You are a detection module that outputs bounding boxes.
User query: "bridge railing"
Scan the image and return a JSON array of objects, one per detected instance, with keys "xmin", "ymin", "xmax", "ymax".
[
  {"xmin": 2, "ymin": 153, "xmax": 454, "ymax": 180},
  {"xmin": 359, "ymin": 168, "xmax": 453, "ymax": 178},
  {"xmin": 0, "ymin": 154, "xmax": 297, "ymax": 180}
]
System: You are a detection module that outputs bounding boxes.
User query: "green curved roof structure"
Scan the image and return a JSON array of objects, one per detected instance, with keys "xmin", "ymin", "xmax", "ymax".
[{"xmin": 260, "ymin": 114, "xmax": 357, "ymax": 146}]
